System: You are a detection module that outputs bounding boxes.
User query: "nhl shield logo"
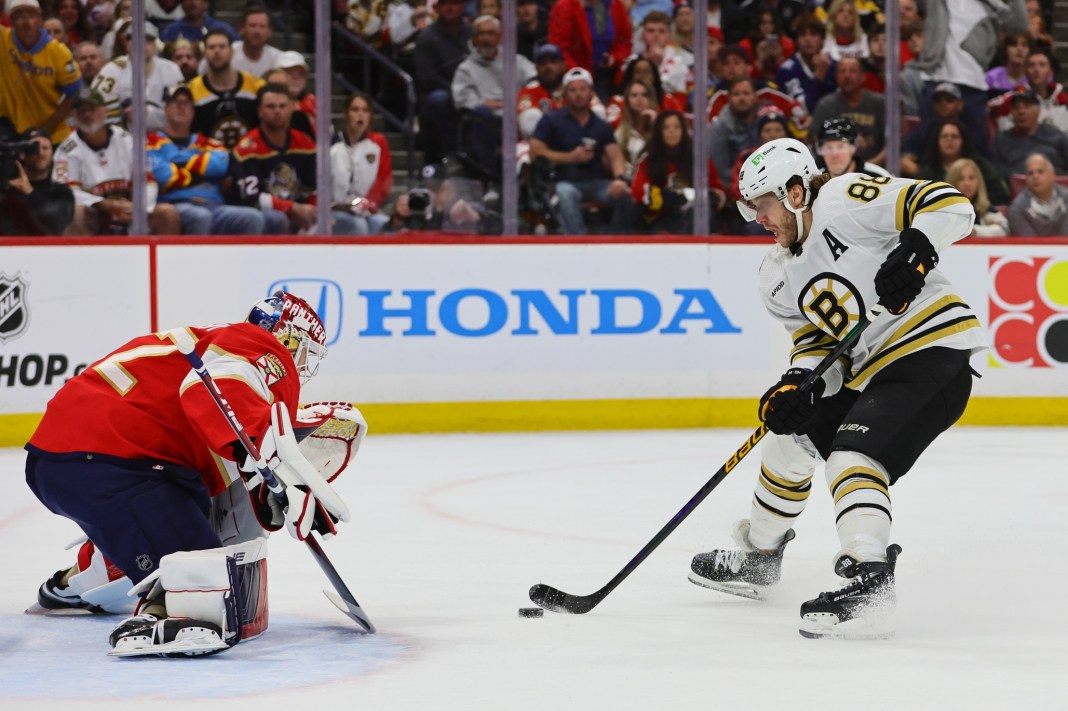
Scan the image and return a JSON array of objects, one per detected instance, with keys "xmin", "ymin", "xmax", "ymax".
[
  {"xmin": 0, "ymin": 273, "xmax": 29, "ymax": 344},
  {"xmin": 136, "ymin": 554, "xmax": 153, "ymax": 571}
]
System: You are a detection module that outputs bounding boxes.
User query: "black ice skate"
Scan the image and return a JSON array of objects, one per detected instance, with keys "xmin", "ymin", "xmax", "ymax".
[
  {"xmin": 30, "ymin": 568, "xmax": 104, "ymax": 615},
  {"xmin": 799, "ymin": 544, "xmax": 902, "ymax": 640},
  {"xmin": 109, "ymin": 613, "xmax": 231, "ymax": 658},
  {"xmin": 688, "ymin": 520, "xmax": 796, "ymax": 600}
]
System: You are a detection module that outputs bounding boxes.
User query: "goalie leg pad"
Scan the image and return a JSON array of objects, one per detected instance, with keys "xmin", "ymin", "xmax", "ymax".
[{"xmin": 111, "ymin": 539, "xmax": 268, "ymax": 657}]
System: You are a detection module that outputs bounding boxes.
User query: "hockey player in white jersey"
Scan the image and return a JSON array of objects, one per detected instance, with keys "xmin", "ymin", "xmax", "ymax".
[{"xmin": 688, "ymin": 138, "xmax": 987, "ymax": 639}]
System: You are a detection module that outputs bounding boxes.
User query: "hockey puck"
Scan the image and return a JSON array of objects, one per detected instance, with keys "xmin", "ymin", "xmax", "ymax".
[{"xmin": 518, "ymin": 607, "xmax": 544, "ymax": 618}]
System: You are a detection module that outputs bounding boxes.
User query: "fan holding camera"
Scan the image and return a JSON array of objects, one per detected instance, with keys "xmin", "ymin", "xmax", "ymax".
[
  {"xmin": 389, "ymin": 163, "xmax": 489, "ymax": 233},
  {"xmin": 0, "ymin": 124, "xmax": 75, "ymax": 236}
]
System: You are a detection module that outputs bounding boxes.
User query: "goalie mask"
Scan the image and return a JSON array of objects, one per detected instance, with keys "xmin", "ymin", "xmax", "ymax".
[{"xmin": 248, "ymin": 291, "xmax": 327, "ymax": 384}]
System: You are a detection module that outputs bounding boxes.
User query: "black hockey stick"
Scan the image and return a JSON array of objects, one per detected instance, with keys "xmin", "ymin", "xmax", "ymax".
[
  {"xmin": 529, "ymin": 307, "xmax": 883, "ymax": 614},
  {"xmin": 177, "ymin": 340, "xmax": 376, "ymax": 634}
]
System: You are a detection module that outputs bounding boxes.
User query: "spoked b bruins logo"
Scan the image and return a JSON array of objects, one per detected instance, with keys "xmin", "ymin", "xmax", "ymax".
[{"xmin": 799, "ymin": 272, "xmax": 864, "ymax": 338}]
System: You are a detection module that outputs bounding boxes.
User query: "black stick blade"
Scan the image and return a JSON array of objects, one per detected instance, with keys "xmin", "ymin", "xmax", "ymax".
[
  {"xmin": 529, "ymin": 583, "xmax": 600, "ymax": 614},
  {"xmin": 323, "ymin": 590, "xmax": 376, "ymax": 633}
]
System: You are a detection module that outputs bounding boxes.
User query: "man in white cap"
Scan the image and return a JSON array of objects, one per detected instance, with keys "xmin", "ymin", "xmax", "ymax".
[
  {"xmin": 275, "ymin": 50, "xmax": 316, "ymax": 131},
  {"xmin": 92, "ymin": 22, "xmax": 182, "ymax": 133},
  {"xmin": 0, "ymin": 0, "xmax": 84, "ymax": 145},
  {"xmin": 529, "ymin": 67, "xmax": 633, "ymax": 234}
]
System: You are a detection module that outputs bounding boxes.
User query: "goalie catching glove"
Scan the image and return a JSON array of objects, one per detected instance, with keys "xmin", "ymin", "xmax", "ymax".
[{"xmin": 243, "ymin": 402, "xmax": 352, "ymax": 540}]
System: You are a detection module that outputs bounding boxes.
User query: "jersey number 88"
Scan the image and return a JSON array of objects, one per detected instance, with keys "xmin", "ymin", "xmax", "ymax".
[{"xmin": 845, "ymin": 175, "xmax": 892, "ymax": 204}]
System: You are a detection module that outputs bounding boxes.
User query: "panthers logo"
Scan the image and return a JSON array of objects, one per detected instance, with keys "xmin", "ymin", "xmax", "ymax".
[
  {"xmin": 268, "ymin": 163, "xmax": 303, "ymax": 200},
  {"xmin": 798, "ymin": 272, "xmax": 865, "ymax": 338}
]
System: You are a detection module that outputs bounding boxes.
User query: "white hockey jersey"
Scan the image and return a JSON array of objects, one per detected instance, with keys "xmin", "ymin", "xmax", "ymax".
[
  {"xmin": 758, "ymin": 174, "xmax": 988, "ymax": 394},
  {"xmin": 53, "ymin": 126, "xmax": 157, "ymax": 208},
  {"xmin": 92, "ymin": 55, "xmax": 183, "ymax": 133}
]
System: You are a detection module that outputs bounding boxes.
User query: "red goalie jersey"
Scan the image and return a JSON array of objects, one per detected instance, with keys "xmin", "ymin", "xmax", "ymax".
[{"xmin": 29, "ymin": 323, "xmax": 300, "ymax": 496}]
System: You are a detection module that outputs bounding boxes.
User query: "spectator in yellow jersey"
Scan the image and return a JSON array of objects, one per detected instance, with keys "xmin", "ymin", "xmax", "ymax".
[{"xmin": 0, "ymin": 0, "xmax": 84, "ymax": 145}]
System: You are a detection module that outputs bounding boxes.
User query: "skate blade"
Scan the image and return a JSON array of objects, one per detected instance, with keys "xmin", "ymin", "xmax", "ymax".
[
  {"xmin": 687, "ymin": 571, "xmax": 767, "ymax": 600},
  {"xmin": 799, "ymin": 613, "xmax": 894, "ymax": 640},
  {"xmin": 24, "ymin": 602, "xmax": 99, "ymax": 616}
]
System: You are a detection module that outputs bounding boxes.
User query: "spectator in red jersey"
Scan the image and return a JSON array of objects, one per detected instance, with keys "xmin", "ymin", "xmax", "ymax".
[
  {"xmin": 631, "ymin": 109, "xmax": 726, "ymax": 233},
  {"xmin": 329, "ymin": 92, "xmax": 392, "ymax": 235},
  {"xmin": 547, "ymin": 0, "xmax": 633, "ymax": 101},
  {"xmin": 518, "ymin": 43, "xmax": 570, "ymax": 139}
]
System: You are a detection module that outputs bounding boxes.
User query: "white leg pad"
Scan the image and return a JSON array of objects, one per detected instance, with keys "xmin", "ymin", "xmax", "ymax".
[{"xmin": 162, "ymin": 539, "xmax": 267, "ymax": 634}]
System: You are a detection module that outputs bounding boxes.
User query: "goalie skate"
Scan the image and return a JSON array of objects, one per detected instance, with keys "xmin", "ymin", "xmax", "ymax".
[
  {"xmin": 109, "ymin": 615, "xmax": 230, "ymax": 658},
  {"xmin": 688, "ymin": 521, "xmax": 795, "ymax": 600},
  {"xmin": 798, "ymin": 544, "xmax": 901, "ymax": 640}
]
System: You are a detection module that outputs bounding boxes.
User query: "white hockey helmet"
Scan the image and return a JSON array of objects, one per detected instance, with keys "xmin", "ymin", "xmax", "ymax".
[
  {"xmin": 248, "ymin": 291, "xmax": 328, "ymax": 384},
  {"xmin": 736, "ymin": 137, "xmax": 820, "ymax": 223}
]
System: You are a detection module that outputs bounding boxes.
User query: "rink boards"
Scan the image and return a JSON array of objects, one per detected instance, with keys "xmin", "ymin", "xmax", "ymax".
[{"xmin": 0, "ymin": 236, "xmax": 1066, "ymax": 443}]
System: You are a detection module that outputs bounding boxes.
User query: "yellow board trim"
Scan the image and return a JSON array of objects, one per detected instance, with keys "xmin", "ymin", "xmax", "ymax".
[{"xmin": 3, "ymin": 396, "xmax": 1065, "ymax": 446}]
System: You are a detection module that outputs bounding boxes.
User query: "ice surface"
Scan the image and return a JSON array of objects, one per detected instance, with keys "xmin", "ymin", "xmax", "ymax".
[{"xmin": 1, "ymin": 427, "xmax": 1065, "ymax": 710}]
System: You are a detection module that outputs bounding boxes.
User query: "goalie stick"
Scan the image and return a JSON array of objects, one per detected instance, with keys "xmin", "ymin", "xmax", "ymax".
[
  {"xmin": 177, "ymin": 340, "xmax": 376, "ymax": 634},
  {"xmin": 529, "ymin": 307, "xmax": 884, "ymax": 615}
]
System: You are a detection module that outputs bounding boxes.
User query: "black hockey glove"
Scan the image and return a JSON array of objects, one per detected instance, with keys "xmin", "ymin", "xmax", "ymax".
[
  {"xmin": 874, "ymin": 228, "xmax": 938, "ymax": 315},
  {"xmin": 758, "ymin": 368, "xmax": 826, "ymax": 435}
]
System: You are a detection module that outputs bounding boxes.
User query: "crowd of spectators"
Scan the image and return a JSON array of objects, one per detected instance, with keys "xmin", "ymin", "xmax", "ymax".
[{"xmin": 0, "ymin": 0, "xmax": 1065, "ymax": 237}]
